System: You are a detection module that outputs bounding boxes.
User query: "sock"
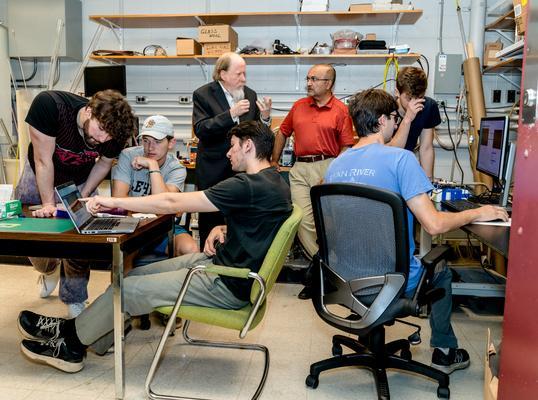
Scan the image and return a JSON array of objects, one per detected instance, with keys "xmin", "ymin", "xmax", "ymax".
[
  {"xmin": 437, "ymin": 347, "xmax": 450, "ymax": 355},
  {"xmin": 61, "ymin": 319, "xmax": 87, "ymax": 351}
]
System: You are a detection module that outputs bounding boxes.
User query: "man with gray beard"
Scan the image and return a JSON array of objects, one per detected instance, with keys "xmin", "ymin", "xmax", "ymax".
[{"xmin": 192, "ymin": 52, "xmax": 272, "ymax": 245}]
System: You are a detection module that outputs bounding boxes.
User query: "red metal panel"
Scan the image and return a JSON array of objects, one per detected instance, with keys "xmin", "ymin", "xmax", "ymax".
[{"xmin": 498, "ymin": 2, "xmax": 538, "ymax": 397}]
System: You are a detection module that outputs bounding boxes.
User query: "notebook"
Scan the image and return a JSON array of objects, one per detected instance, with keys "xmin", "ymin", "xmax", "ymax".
[{"xmin": 55, "ymin": 182, "xmax": 139, "ymax": 235}]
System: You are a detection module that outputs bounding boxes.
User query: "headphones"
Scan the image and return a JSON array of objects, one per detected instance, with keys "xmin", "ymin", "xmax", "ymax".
[{"xmin": 143, "ymin": 44, "xmax": 167, "ymax": 56}]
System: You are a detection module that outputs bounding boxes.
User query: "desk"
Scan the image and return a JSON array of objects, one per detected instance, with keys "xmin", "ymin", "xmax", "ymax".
[
  {"xmin": 420, "ymin": 212, "xmax": 510, "ymax": 298},
  {"xmin": 0, "ymin": 213, "xmax": 175, "ymax": 400}
]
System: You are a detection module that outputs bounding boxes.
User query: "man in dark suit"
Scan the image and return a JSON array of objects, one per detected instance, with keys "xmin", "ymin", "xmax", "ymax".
[{"xmin": 192, "ymin": 52, "xmax": 272, "ymax": 246}]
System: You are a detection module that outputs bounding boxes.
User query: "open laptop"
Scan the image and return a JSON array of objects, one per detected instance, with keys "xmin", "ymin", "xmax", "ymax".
[{"xmin": 55, "ymin": 182, "xmax": 139, "ymax": 235}]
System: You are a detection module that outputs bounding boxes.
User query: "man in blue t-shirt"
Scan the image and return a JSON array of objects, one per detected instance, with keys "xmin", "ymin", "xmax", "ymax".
[
  {"xmin": 388, "ymin": 67, "xmax": 441, "ymax": 179},
  {"xmin": 325, "ymin": 89, "xmax": 508, "ymax": 374}
]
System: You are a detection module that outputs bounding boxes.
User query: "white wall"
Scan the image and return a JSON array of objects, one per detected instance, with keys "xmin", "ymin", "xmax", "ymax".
[{"xmin": 2, "ymin": 0, "xmax": 521, "ymax": 183}]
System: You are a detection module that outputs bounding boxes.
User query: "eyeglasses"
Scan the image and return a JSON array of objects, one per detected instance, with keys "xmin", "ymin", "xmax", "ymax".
[
  {"xmin": 305, "ymin": 76, "xmax": 331, "ymax": 83},
  {"xmin": 389, "ymin": 112, "xmax": 402, "ymax": 125}
]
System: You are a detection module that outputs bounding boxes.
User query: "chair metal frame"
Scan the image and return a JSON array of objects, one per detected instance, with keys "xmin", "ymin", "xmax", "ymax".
[{"xmin": 144, "ymin": 205, "xmax": 302, "ymax": 400}]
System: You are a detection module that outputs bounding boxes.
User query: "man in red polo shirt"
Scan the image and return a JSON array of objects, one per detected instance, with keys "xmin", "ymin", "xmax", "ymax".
[{"xmin": 272, "ymin": 64, "xmax": 354, "ymax": 277}]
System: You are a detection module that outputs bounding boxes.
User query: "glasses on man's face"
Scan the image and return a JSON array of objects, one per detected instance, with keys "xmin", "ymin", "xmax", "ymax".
[
  {"xmin": 305, "ymin": 76, "xmax": 331, "ymax": 83},
  {"xmin": 389, "ymin": 112, "xmax": 402, "ymax": 125}
]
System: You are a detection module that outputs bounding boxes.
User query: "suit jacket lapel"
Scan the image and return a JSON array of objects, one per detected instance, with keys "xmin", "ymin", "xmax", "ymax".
[{"xmin": 211, "ymin": 81, "xmax": 231, "ymax": 113}]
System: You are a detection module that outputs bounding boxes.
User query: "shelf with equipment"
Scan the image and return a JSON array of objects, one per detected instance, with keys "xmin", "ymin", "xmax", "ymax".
[{"xmin": 89, "ymin": 53, "xmax": 421, "ymax": 65}]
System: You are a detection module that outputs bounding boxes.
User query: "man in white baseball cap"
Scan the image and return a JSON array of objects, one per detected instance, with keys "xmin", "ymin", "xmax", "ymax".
[{"xmin": 112, "ymin": 115, "xmax": 198, "ymax": 261}]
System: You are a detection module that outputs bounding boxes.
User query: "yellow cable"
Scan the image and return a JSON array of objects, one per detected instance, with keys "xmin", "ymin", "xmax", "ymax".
[{"xmin": 383, "ymin": 56, "xmax": 399, "ymax": 91}]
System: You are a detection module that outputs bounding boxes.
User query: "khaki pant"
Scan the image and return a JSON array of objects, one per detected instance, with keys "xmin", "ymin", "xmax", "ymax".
[{"xmin": 289, "ymin": 158, "xmax": 334, "ymax": 258}]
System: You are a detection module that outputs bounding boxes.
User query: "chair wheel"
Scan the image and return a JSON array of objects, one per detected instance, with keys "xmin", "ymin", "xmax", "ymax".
[
  {"xmin": 437, "ymin": 386, "xmax": 450, "ymax": 399},
  {"xmin": 139, "ymin": 314, "xmax": 151, "ymax": 330},
  {"xmin": 305, "ymin": 374, "xmax": 319, "ymax": 389},
  {"xmin": 332, "ymin": 344, "xmax": 343, "ymax": 356},
  {"xmin": 400, "ymin": 348, "xmax": 412, "ymax": 360}
]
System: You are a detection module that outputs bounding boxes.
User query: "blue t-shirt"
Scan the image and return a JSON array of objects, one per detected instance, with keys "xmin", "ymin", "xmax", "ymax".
[
  {"xmin": 325, "ymin": 143, "xmax": 433, "ymax": 292},
  {"xmin": 404, "ymin": 96, "xmax": 441, "ymax": 151}
]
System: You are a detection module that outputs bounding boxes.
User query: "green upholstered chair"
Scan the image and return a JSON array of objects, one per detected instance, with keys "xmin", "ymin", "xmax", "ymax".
[{"xmin": 145, "ymin": 204, "xmax": 302, "ymax": 400}]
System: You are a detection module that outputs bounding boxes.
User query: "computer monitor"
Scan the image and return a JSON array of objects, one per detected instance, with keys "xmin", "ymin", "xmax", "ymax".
[
  {"xmin": 476, "ymin": 116, "xmax": 510, "ymax": 181},
  {"xmin": 83, "ymin": 65, "xmax": 127, "ymax": 97}
]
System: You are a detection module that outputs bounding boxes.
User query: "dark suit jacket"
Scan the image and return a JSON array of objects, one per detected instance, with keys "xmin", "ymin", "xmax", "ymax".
[{"xmin": 192, "ymin": 81, "xmax": 259, "ymax": 189}]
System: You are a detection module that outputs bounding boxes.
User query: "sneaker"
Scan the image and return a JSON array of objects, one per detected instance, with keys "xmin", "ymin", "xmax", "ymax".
[
  {"xmin": 67, "ymin": 302, "xmax": 86, "ymax": 318},
  {"xmin": 18, "ymin": 310, "xmax": 65, "ymax": 341},
  {"xmin": 20, "ymin": 338, "xmax": 84, "ymax": 373},
  {"xmin": 431, "ymin": 348, "xmax": 470, "ymax": 374},
  {"xmin": 37, "ymin": 265, "xmax": 60, "ymax": 298}
]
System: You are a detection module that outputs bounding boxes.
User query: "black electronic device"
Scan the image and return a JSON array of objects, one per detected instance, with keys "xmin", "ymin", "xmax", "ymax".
[{"xmin": 84, "ymin": 65, "xmax": 127, "ymax": 97}]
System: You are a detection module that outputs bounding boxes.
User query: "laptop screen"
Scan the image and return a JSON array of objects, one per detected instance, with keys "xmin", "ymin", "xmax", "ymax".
[{"xmin": 55, "ymin": 182, "xmax": 92, "ymax": 229}]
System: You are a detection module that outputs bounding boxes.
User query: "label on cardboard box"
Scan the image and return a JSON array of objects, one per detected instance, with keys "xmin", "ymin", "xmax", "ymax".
[
  {"xmin": 198, "ymin": 25, "xmax": 238, "ymax": 43},
  {"xmin": 203, "ymin": 42, "xmax": 238, "ymax": 56}
]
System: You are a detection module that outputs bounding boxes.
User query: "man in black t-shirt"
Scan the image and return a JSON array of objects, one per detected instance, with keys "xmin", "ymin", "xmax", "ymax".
[
  {"xmin": 388, "ymin": 67, "xmax": 442, "ymax": 180},
  {"xmin": 18, "ymin": 121, "xmax": 292, "ymax": 373},
  {"xmin": 14, "ymin": 90, "xmax": 137, "ymax": 317}
]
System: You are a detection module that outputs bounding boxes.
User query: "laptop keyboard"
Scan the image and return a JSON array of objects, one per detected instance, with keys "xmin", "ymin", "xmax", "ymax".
[{"xmin": 86, "ymin": 218, "xmax": 121, "ymax": 231}]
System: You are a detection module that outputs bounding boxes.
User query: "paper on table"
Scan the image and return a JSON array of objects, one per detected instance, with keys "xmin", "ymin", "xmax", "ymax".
[
  {"xmin": 132, "ymin": 213, "xmax": 157, "ymax": 219},
  {"xmin": 472, "ymin": 218, "xmax": 511, "ymax": 227}
]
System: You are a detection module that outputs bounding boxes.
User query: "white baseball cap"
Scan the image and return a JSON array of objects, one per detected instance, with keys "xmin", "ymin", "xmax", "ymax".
[{"xmin": 139, "ymin": 115, "xmax": 174, "ymax": 140}]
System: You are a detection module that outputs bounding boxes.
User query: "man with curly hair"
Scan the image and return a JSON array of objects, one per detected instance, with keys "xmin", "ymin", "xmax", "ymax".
[{"xmin": 15, "ymin": 89, "xmax": 137, "ymax": 317}]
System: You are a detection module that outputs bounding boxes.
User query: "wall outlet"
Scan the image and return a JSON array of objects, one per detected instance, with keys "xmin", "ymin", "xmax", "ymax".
[
  {"xmin": 135, "ymin": 96, "xmax": 149, "ymax": 104},
  {"xmin": 492, "ymin": 89, "xmax": 502, "ymax": 103},
  {"xmin": 507, "ymin": 89, "xmax": 517, "ymax": 103},
  {"xmin": 179, "ymin": 96, "xmax": 192, "ymax": 104}
]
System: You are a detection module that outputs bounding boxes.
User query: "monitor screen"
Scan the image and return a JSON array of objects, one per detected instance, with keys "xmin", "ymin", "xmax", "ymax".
[
  {"xmin": 476, "ymin": 116, "xmax": 509, "ymax": 180},
  {"xmin": 84, "ymin": 65, "xmax": 127, "ymax": 97}
]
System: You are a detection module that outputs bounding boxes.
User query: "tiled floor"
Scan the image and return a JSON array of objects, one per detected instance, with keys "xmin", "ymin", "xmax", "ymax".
[{"xmin": 0, "ymin": 264, "xmax": 502, "ymax": 399}]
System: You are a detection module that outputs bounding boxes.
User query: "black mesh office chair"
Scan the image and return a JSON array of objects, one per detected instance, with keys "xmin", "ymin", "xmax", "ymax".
[{"xmin": 306, "ymin": 183, "xmax": 451, "ymax": 399}]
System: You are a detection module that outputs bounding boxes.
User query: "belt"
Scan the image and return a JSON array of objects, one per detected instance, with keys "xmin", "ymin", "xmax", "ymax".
[{"xmin": 296, "ymin": 155, "xmax": 333, "ymax": 163}]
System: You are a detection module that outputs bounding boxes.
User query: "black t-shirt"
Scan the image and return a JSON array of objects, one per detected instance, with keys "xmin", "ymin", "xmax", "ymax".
[
  {"xmin": 404, "ymin": 96, "xmax": 441, "ymax": 151},
  {"xmin": 204, "ymin": 167, "xmax": 292, "ymax": 301},
  {"xmin": 25, "ymin": 91, "xmax": 123, "ymax": 186}
]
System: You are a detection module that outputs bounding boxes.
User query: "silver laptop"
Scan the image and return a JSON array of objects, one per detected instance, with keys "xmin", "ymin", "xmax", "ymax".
[{"xmin": 55, "ymin": 182, "xmax": 139, "ymax": 235}]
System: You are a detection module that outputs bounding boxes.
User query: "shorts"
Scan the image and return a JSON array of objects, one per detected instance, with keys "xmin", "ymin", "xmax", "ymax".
[{"xmin": 153, "ymin": 222, "xmax": 188, "ymax": 255}]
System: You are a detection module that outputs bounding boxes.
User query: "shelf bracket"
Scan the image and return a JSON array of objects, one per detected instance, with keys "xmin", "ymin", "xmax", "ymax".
[
  {"xmin": 69, "ymin": 24, "xmax": 106, "ymax": 93},
  {"xmin": 295, "ymin": 57, "xmax": 300, "ymax": 91},
  {"xmin": 498, "ymin": 73, "xmax": 521, "ymax": 89},
  {"xmin": 100, "ymin": 17, "xmax": 122, "ymax": 49},
  {"xmin": 294, "ymin": 14, "xmax": 302, "ymax": 51},
  {"xmin": 492, "ymin": 29, "xmax": 515, "ymax": 44},
  {"xmin": 195, "ymin": 58, "xmax": 209, "ymax": 82},
  {"xmin": 391, "ymin": 13, "xmax": 403, "ymax": 46}
]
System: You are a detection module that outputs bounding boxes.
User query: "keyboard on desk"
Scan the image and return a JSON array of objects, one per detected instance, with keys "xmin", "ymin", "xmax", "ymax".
[
  {"xmin": 86, "ymin": 218, "xmax": 121, "ymax": 230},
  {"xmin": 441, "ymin": 199, "xmax": 481, "ymax": 212}
]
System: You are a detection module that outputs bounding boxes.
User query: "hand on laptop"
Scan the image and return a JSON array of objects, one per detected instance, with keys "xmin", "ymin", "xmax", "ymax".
[{"xmin": 80, "ymin": 196, "xmax": 115, "ymax": 215}]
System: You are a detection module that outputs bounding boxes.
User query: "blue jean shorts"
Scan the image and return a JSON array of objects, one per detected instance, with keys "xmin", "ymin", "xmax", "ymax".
[{"xmin": 153, "ymin": 222, "xmax": 188, "ymax": 255}]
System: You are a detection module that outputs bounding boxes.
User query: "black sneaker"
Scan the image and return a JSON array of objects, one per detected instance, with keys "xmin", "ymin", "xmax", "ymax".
[
  {"xmin": 431, "ymin": 348, "xmax": 470, "ymax": 374},
  {"xmin": 18, "ymin": 310, "xmax": 65, "ymax": 341},
  {"xmin": 21, "ymin": 338, "xmax": 85, "ymax": 373}
]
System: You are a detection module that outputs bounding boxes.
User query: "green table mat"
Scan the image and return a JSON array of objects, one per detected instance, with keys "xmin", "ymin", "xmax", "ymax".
[{"xmin": 0, "ymin": 217, "xmax": 75, "ymax": 233}]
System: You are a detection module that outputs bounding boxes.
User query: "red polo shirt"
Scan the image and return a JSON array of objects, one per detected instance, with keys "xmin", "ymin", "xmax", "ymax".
[{"xmin": 279, "ymin": 95, "xmax": 354, "ymax": 157}]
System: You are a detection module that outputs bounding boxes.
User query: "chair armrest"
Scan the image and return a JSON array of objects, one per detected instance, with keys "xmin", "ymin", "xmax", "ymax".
[
  {"xmin": 204, "ymin": 264, "xmax": 252, "ymax": 279},
  {"xmin": 421, "ymin": 244, "xmax": 452, "ymax": 270}
]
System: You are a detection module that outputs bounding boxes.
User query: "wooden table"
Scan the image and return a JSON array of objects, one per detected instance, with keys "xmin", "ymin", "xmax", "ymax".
[{"xmin": 0, "ymin": 213, "xmax": 175, "ymax": 399}]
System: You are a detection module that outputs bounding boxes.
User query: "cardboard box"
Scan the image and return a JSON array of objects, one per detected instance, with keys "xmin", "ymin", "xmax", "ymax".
[
  {"xmin": 365, "ymin": 33, "xmax": 377, "ymax": 40},
  {"xmin": 513, "ymin": 0, "xmax": 527, "ymax": 35},
  {"xmin": 176, "ymin": 38, "xmax": 202, "ymax": 56},
  {"xmin": 198, "ymin": 24, "xmax": 238, "ymax": 44},
  {"xmin": 484, "ymin": 329, "xmax": 499, "ymax": 400},
  {"xmin": 349, "ymin": 3, "xmax": 373, "ymax": 12},
  {"xmin": 203, "ymin": 42, "xmax": 238, "ymax": 56},
  {"xmin": 484, "ymin": 41, "xmax": 503, "ymax": 67},
  {"xmin": 0, "ymin": 199, "xmax": 22, "ymax": 220}
]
